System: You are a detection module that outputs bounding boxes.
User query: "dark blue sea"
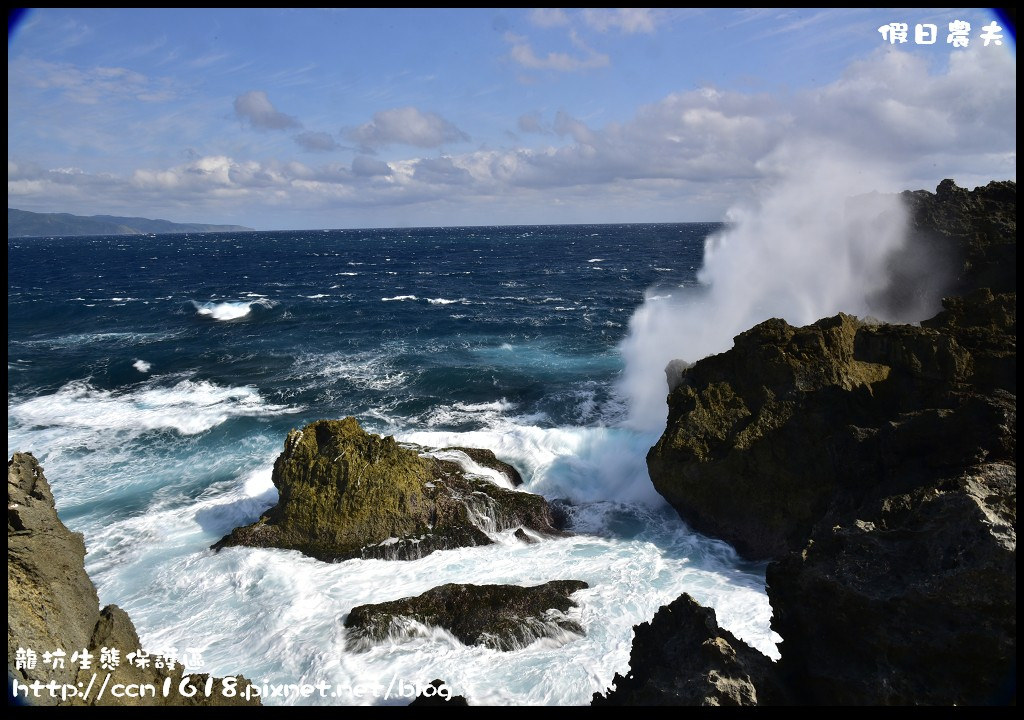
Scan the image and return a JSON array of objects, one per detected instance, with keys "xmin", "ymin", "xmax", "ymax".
[{"xmin": 7, "ymin": 224, "xmax": 779, "ymax": 704}]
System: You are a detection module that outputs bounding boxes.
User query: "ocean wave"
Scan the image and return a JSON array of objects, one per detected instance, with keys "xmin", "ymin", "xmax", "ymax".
[
  {"xmin": 15, "ymin": 330, "xmax": 180, "ymax": 349},
  {"xmin": 397, "ymin": 422, "xmax": 665, "ymax": 507},
  {"xmin": 112, "ymin": 508, "xmax": 777, "ymax": 706},
  {"xmin": 381, "ymin": 295, "xmax": 417, "ymax": 302},
  {"xmin": 287, "ymin": 351, "xmax": 411, "ymax": 393},
  {"xmin": 427, "ymin": 298, "xmax": 469, "ymax": 305},
  {"xmin": 192, "ymin": 298, "xmax": 276, "ymax": 321},
  {"xmin": 8, "ymin": 376, "xmax": 298, "ymax": 441}
]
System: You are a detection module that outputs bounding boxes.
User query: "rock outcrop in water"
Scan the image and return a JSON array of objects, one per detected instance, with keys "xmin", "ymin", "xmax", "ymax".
[
  {"xmin": 609, "ymin": 180, "xmax": 1016, "ymax": 705},
  {"xmin": 8, "ymin": 453, "xmax": 259, "ymax": 706},
  {"xmin": 345, "ymin": 581, "xmax": 588, "ymax": 651},
  {"xmin": 214, "ymin": 418, "xmax": 560, "ymax": 561},
  {"xmin": 592, "ymin": 594, "xmax": 787, "ymax": 706}
]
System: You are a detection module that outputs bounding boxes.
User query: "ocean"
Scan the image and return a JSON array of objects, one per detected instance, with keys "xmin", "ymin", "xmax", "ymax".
[{"xmin": 7, "ymin": 224, "xmax": 780, "ymax": 705}]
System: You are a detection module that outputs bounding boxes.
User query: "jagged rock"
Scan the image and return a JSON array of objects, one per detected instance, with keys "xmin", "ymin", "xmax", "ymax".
[
  {"xmin": 648, "ymin": 288, "xmax": 1013, "ymax": 560},
  {"xmin": 344, "ymin": 580, "xmax": 588, "ymax": 651},
  {"xmin": 592, "ymin": 594, "xmax": 786, "ymax": 706},
  {"xmin": 902, "ymin": 179, "xmax": 1016, "ymax": 296},
  {"xmin": 7, "ymin": 453, "xmax": 259, "ymax": 706},
  {"xmin": 769, "ymin": 459, "xmax": 1016, "ymax": 705},
  {"xmin": 214, "ymin": 418, "xmax": 562, "ymax": 561},
  {"xmin": 921, "ymin": 288, "xmax": 1016, "ymax": 393},
  {"xmin": 638, "ymin": 180, "xmax": 1016, "ymax": 706},
  {"xmin": 408, "ymin": 679, "xmax": 469, "ymax": 706},
  {"xmin": 648, "ymin": 312, "xmax": 897, "ymax": 558}
]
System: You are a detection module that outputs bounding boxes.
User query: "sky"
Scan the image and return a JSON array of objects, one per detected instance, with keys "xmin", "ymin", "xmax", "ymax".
[{"xmin": 7, "ymin": 8, "xmax": 1016, "ymax": 230}]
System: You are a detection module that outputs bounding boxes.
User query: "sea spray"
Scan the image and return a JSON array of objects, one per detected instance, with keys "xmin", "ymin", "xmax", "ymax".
[{"xmin": 616, "ymin": 142, "xmax": 944, "ymax": 431}]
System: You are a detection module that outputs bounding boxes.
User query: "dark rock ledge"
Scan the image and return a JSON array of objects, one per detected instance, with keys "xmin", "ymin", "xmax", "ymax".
[
  {"xmin": 7, "ymin": 453, "xmax": 259, "ymax": 706},
  {"xmin": 597, "ymin": 180, "xmax": 1016, "ymax": 706},
  {"xmin": 345, "ymin": 580, "xmax": 589, "ymax": 652},
  {"xmin": 214, "ymin": 417, "xmax": 561, "ymax": 561}
]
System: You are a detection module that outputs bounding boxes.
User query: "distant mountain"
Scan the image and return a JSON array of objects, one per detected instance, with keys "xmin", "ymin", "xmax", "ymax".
[{"xmin": 7, "ymin": 208, "xmax": 254, "ymax": 238}]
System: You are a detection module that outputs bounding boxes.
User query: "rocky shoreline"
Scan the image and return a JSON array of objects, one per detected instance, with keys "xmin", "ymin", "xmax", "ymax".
[
  {"xmin": 597, "ymin": 180, "xmax": 1016, "ymax": 706},
  {"xmin": 8, "ymin": 179, "xmax": 1015, "ymax": 706},
  {"xmin": 8, "ymin": 453, "xmax": 259, "ymax": 706}
]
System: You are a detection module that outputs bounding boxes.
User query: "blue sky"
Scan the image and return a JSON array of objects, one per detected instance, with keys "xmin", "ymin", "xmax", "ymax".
[{"xmin": 7, "ymin": 8, "xmax": 1016, "ymax": 229}]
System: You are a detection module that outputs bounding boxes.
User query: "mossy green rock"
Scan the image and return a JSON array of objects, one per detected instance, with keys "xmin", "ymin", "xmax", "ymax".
[
  {"xmin": 214, "ymin": 418, "xmax": 559, "ymax": 561},
  {"xmin": 345, "ymin": 580, "xmax": 589, "ymax": 651}
]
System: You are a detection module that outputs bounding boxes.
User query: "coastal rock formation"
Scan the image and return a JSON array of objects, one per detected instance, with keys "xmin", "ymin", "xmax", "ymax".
[
  {"xmin": 643, "ymin": 296, "xmax": 1015, "ymax": 704},
  {"xmin": 592, "ymin": 594, "xmax": 787, "ymax": 706},
  {"xmin": 630, "ymin": 179, "xmax": 1015, "ymax": 705},
  {"xmin": 902, "ymin": 179, "xmax": 1016, "ymax": 296},
  {"xmin": 345, "ymin": 580, "xmax": 588, "ymax": 651},
  {"xmin": 768, "ymin": 454, "xmax": 1016, "ymax": 704},
  {"xmin": 648, "ymin": 180, "xmax": 1015, "ymax": 561},
  {"xmin": 8, "ymin": 453, "xmax": 258, "ymax": 706},
  {"xmin": 214, "ymin": 418, "xmax": 561, "ymax": 561}
]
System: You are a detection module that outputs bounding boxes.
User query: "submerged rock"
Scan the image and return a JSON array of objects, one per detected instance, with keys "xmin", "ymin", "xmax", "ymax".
[
  {"xmin": 214, "ymin": 418, "xmax": 561, "ymax": 561},
  {"xmin": 7, "ymin": 453, "xmax": 259, "ymax": 706},
  {"xmin": 592, "ymin": 594, "xmax": 786, "ymax": 706},
  {"xmin": 344, "ymin": 580, "xmax": 589, "ymax": 651}
]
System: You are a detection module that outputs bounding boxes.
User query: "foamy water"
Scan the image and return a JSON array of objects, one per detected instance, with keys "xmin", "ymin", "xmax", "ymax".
[{"xmin": 8, "ymin": 224, "xmax": 781, "ymax": 705}]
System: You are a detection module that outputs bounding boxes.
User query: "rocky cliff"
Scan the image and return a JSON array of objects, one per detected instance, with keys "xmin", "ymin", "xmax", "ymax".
[
  {"xmin": 214, "ymin": 417, "xmax": 561, "ymax": 561},
  {"xmin": 8, "ymin": 453, "xmax": 259, "ymax": 706},
  {"xmin": 604, "ymin": 180, "xmax": 1016, "ymax": 705}
]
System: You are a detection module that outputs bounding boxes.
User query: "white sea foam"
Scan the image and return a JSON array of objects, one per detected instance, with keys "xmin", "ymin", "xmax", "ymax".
[
  {"xmin": 398, "ymin": 420, "xmax": 664, "ymax": 507},
  {"xmin": 381, "ymin": 295, "xmax": 417, "ymax": 302},
  {"xmin": 288, "ymin": 351, "xmax": 410, "ymax": 393},
  {"xmin": 193, "ymin": 298, "xmax": 276, "ymax": 321},
  {"xmin": 94, "ymin": 499, "xmax": 777, "ymax": 707},
  {"xmin": 427, "ymin": 297, "xmax": 468, "ymax": 305},
  {"xmin": 8, "ymin": 376, "xmax": 298, "ymax": 444},
  {"xmin": 416, "ymin": 448, "xmax": 519, "ymax": 490},
  {"xmin": 133, "ymin": 359, "xmax": 151, "ymax": 373},
  {"xmin": 18, "ymin": 331, "xmax": 179, "ymax": 349}
]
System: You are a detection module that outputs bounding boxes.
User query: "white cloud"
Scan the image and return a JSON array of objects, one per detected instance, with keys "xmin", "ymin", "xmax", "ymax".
[
  {"xmin": 517, "ymin": 112, "xmax": 548, "ymax": 134},
  {"xmin": 352, "ymin": 155, "xmax": 392, "ymax": 177},
  {"xmin": 295, "ymin": 131, "xmax": 340, "ymax": 152},
  {"xmin": 529, "ymin": 8, "xmax": 570, "ymax": 28},
  {"xmin": 504, "ymin": 31, "xmax": 610, "ymax": 72},
  {"xmin": 8, "ymin": 48, "xmax": 1015, "ymax": 228},
  {"xmin": 582, "ymin": 8, "xmax": 660, "ymax": 34},
  {"xmin": 233, "ymin": 90, "xmax": 300, "ymax": 130},
  {"xmin": 346, "ymin": 107, "xmax": 468, "ymax": 149},
  {"xmin": 9, "ymin": 57, "xmax": 177, "ymax": 104}
]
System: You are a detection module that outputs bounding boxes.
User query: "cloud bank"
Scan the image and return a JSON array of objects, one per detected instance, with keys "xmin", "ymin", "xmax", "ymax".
[{"xmin": 9, "ymin": 48, "xmax": 1015, "ymax": 228}]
